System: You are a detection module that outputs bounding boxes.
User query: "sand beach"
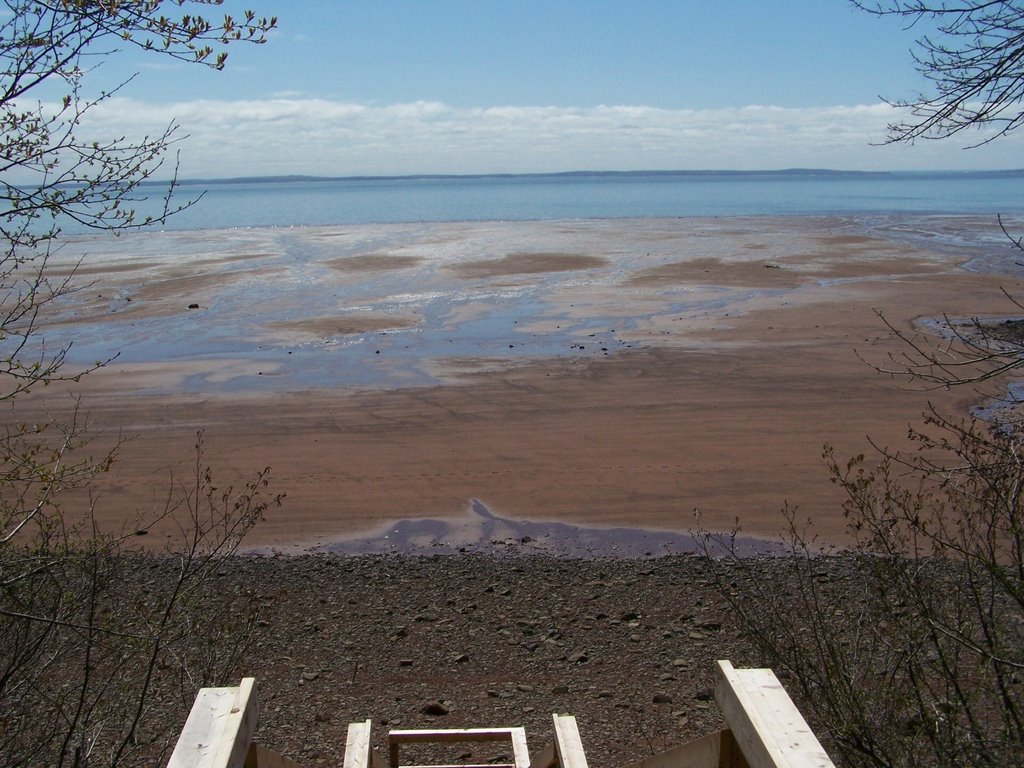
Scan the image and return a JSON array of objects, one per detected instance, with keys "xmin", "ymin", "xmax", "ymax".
[{"xmin": 18, "ymin": 214, "xmax": 1023, "ymax": 553}]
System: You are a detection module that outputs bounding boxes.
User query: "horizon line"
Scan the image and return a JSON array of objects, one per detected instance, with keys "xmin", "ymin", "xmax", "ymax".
[{"xmin": 145, "ymin": 167, "xmax": 1024, "ymax": 187}]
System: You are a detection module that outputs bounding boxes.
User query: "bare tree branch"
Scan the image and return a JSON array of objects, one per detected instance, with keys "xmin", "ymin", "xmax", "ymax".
[
  {"xmin": 854, "ymin": 1, "xmax": 1024, "ymax": 145},
  {"xmin": 0, "ymin": 4, "xmax": 278, "ymax": 766}
]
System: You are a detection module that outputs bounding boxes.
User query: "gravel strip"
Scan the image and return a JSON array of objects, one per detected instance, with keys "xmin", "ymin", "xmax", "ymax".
[{"xmin": 157, "ymin": 553, "xmax": 773, "ymax": 766}]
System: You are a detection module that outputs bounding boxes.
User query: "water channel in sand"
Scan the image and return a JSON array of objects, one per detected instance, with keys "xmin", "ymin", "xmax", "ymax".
[
  {"xmin": 33, "ymin": 214, "xmax": 1024, "ymax": 396},
  {"xmin": 252, "ymin": 499, "xmax": 786, "ymax": 558}
]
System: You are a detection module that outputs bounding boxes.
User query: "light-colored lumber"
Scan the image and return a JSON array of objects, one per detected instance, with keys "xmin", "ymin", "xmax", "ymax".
[
  {"xmin": 388, "ymin": 726, "xmax": 530, "ymax": 768},
  {"xmin": 714, "ymin": 661, "xmax": 835, "ymax": 768},
  {"xmin": 168, "ymin": 677, "xmax": 259, "ymax": 768},
  {"xmin": 346, "ymin": 720, "xmax": 376, "ymax": 768},
  {"xmin": 510, "ymin": 728, "xmax": 530, "ymax": 767},
  {"xmin": 389, "ymin": 728, "xmax": 526, "ymax": 744},
  {"xmin": 551, "ymin": 714, "xmax": 588, "ymax": 768}
]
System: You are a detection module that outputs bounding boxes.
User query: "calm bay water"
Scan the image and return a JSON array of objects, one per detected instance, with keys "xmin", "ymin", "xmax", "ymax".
[{"xmin": 128, "ymin": 170, "xmax": 1024, "ymax": 231}]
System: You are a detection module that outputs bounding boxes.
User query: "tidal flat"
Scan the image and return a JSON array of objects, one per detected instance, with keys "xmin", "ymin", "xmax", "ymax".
[{"xmin": 23, "ymin": 214, "xmax": 1024, "ymax": 550}]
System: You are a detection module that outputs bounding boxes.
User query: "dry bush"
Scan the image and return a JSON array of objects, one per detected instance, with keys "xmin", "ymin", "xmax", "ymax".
[
  {"xmin": 0, "ymin": 431, "xmax": 283, "ymax": 767},
  {"xmin": 702, "ymin": 409, "xmax": 1024, "ymax": 767}
]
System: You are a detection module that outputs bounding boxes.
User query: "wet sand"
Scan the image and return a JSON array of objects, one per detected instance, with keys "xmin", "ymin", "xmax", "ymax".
[{"xmin": 19, "ymin": 215, "xmax": 1024, "ymax": 553}]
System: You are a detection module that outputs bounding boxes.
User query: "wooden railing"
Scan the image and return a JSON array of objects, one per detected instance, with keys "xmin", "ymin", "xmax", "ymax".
[
  {"xmin": 167, "ymin": 661, "xmax": 835, "ymax": 768},
  {"xmin": 385, "ymin": 726, "xmax": 531, "ymax": 768},
  {"xmin": 620, "ymin": 661, "xmax": 836, "ymax": 768}
]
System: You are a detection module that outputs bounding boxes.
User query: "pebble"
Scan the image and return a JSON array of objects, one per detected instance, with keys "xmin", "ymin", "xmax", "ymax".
[{"xmin": 421, "ymin": 701, "xmax": 450, "ymax": 716}]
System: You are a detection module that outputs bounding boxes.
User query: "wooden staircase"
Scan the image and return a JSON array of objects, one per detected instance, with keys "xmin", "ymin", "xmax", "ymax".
[{"xmin": 167, "ymin": 660, "xmax": 835, "ymax": 768}]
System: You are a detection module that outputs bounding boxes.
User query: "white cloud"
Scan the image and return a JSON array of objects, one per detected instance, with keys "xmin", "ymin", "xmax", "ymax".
[{"xmin": 50, "ymin": 97, "xmax": 1024, "ymax": 178}]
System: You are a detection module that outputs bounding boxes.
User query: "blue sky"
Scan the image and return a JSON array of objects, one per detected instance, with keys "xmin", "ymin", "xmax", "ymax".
[{"xmin": 56, "ymin": 0, "xmax": 1024, "ymax": 177}]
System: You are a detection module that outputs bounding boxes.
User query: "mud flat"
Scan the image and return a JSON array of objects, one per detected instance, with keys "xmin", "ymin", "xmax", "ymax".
[{"xmin": 20, "ymin": 215, "xmax": 1023, "ymax": 550}]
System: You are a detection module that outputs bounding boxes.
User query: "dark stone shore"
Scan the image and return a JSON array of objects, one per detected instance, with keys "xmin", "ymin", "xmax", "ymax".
[{"xmin": 163, "ymin": 553, "xmax": 771, "ymax": 766}]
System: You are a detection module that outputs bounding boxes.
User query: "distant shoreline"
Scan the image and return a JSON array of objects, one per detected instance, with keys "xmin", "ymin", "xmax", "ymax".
[{"xmin": 140, "ymin": 167, "xmax": 1024, "ymax": 188}]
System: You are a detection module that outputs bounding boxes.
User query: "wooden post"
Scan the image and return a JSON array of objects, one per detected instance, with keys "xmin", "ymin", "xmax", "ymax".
[
  {"xmin": 345, "ymin": 720, "xmax": 378, "ymax": 768},
  {"xmin": 714, "ymin": 661, "xmax": 835, "ymax": 768},
  {"xmin": 551, "ymin": 715, "xmax": 588, "ymax": 768},
  {"xmin": 168, "ymin": 678, "xmax": 259, "ymax": 768}
]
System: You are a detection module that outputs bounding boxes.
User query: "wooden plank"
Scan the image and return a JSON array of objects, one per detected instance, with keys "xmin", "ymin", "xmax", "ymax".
[
  {"xmin": 620, "ymin": 728, "xmax": 728, "ymax": 768},
  {"xmin": 168, "ymin": 678, "xmax": 259, "ymax": 768},
  {"xmin": 552, "ymin": 715, "xmax": 589, "ymax": 768},
  {"xmin": 389, "ymin": 728, "xmax": 525, "ymax": 744},
  {"xmin": 509, "ymin": 727, "xmax": 530, "ymax": 768},
  {"xmin": 346, "ymin": 720, "xmax": 374, "ymax": 768},
  {"xmin": 714, "ymin": 661, "xmax": 835, "ymax": 768},
  {"xmin": 388, "ymin": 727, "xmax": 530, "ymax": 768}
]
